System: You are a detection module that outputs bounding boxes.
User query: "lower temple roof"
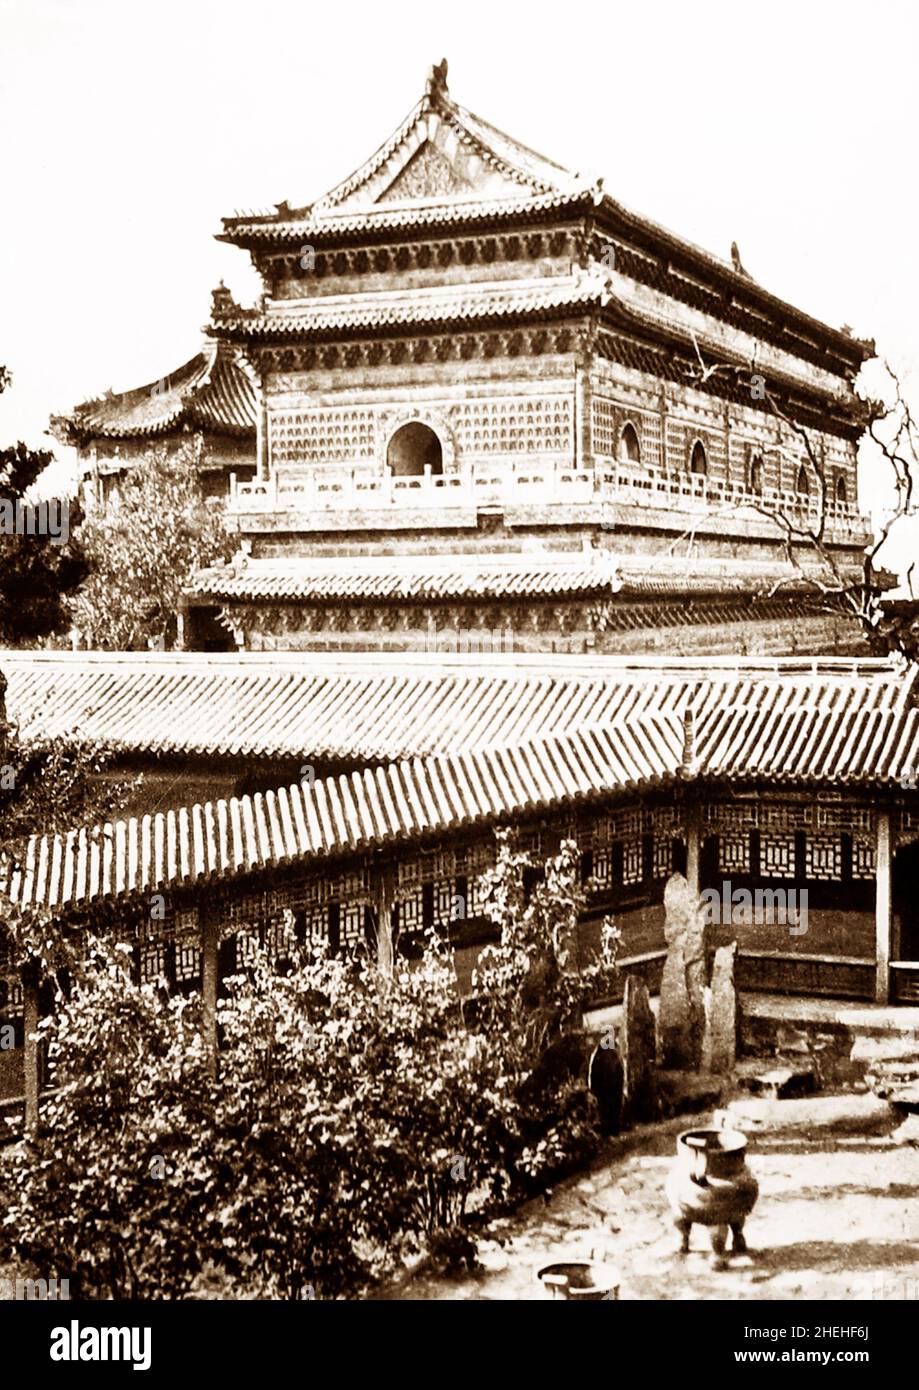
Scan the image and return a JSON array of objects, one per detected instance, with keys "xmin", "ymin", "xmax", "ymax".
[{"xmin": 186, "ymin": 553, "xmax": 831, "ymax": 606}]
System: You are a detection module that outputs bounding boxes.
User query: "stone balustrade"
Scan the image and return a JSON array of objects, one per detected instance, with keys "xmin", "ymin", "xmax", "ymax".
[{"xmin": 229, "ymin": 462, "xmax": 869, "ymax": 539}]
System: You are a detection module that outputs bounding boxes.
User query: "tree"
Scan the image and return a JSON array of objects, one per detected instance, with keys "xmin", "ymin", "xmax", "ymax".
[
  {"xmin": 0, "ymin": 835, "xmax": 622, "ymax": 1297},
  {"xmin": 0, "ymin": 364, "xmax": 86, "ymax": 645},
  {"xmin": 68, "ymin": 435, "xmax": 234, "ymax": 649},
  {"xmin": 681, "ymin": 338, "xmax": 919, "ymax": 658}
]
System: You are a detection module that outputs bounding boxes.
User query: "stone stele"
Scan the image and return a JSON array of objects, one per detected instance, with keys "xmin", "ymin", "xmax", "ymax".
[
  {"xmin": 702, "ymin": 941, "xmax": 738, "ymax": 1074},
  {"xmin": 659, "ymin": 872, "xmax": 707, "ymax": 1069},
  {"xmin": 621, "ymin": 974, "xmax": 658, "ymax": 1121}
]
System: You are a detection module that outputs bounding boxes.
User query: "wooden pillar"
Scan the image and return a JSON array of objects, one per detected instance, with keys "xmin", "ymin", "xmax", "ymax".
[
  {"xmin": 202, "ymin": 915, "xmax": 219, "ymax": 1078},
  {"xmin": 875, "ymin": 811, "xmax": 892, "ymax": 1005},
  {"xmin": 686, "ymin": 804, "xmax": 702, "ymax": 901},
  {"xmin": 21, "ymin": 961, "xmax": 40, "ymax": 1138}
]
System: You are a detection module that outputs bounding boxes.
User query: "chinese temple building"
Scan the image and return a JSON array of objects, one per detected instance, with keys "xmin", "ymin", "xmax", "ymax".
[
  {"xmin": 9, "ymin": 64, "xmax": 915, "ymax": 1121},
  {"xmin": 183, "ymin": 60, "xmax": 874, "ymax": 656},
  {"xmin": 50, "ymin": 339, "xmax": 256, "ymax": 509}
]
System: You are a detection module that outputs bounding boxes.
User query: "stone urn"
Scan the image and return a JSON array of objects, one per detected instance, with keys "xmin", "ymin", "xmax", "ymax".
[
  {"xmin": 665, "ymin": 1127, "xmax": 759, "ymax": 1269},
  {"xmin": 536, "ymin": 1260, "xmax": 620, "ymax": 1300}
]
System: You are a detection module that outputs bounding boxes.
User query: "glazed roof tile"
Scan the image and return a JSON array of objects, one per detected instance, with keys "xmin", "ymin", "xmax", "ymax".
[
  {"xmin": 219, "ymin": 70, "xmax": 869, "ymax": 365},
  {"xmin": 1, "ymin": 649, "xmax": 911, "ymax": 766},
  {"xmin": 51, "ymin": 341, "xmax": 256, "ymax": 445},
  {"xmin": 4, "ymin": 664, "xmax": 919, "ymax": 914},
  {"xmin": 211, "ymin": 274, "xmax": 606, "ymax": 337},
  {"xmin": 186, "ymin": 554, "xmax": 819, "ymax": 605}
]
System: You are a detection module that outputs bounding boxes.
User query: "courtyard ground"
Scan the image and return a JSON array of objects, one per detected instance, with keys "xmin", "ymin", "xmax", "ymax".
[{"xmin": 397, "ymin": 1087, "xmax": 919, "ymax": 1301}]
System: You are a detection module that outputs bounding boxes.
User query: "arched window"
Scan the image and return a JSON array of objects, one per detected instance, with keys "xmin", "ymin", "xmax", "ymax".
[
  {"xmin": 690, "ymin": 440, "xmax": 707, "ymax": 475},
  {"xmin": 835, "ymin": 472, "xmax": 847, "ymax": 505},
  {"xmin": 749, "ymin": 454, "xmax": 764, "ymax": 495},
  {"xmin": 618, "ymin": 422, "xmax": 641, "ymax": 463},
  {"xmin": 386, "ymin": 421, "xmax": 443, "ymax": 477},
  {"xmin": 796, "ymin": 464, "xmax": 810, "ymax": 496}
]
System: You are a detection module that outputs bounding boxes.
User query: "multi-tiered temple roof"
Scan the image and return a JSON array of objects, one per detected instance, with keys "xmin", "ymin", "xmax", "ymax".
[
  {"xmin": 185, "ymin": 62, "xmax": 877, "ymax": 656},
  {"xmin": 51, "ymin": 340, "xmax": 256, "ymax": 505}
]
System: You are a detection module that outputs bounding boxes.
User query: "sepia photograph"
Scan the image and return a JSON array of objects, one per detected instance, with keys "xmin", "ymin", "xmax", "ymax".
[{"xmin": 0, "ymin": 0, "xmax": 917, "ymax": 1364}]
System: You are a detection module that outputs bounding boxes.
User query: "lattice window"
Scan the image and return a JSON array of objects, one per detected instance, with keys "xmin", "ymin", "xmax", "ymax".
[
  {"xmin": 467, "ymin": 873, "xmax": 492, "ymax": 917},
  {"xmin": 304, "ymin": 903, "xmax": 331, "ymax": 943},
  {"xmin": 269, "ymin": 408, "xmax": 376, "ymax": 465},
  {"xmin": 453, "ymin": 397, "xmax": 573, "ymax": 456},
  {"xmin": 704, "ymin": 801, "xmax": 759, "ymax": 831},
  {"xmin": 652, "ymin": 836, "xmax": 674, "ymax": 879},
  {"xmin": 397, "ymin": 858, "xmax": 425, "ymax": 889},
  {"xmin": 396, "ymin": 886, "xmax": 425, "ymax": 930},
  {"xmin": 622, "ymin": 837, "xmax": 644, "ymax": 885},
  {"xmin": 140, "ymin": 944, "xmax": 168, "ymax": 983},
  {"xmin": 897, "ymin": 809, "xmax": 919, "ymax": 844},
  {"xmin": 649, "ymin": 807, "xmax": 685, "ymax": 839},
  {"xmin": 852, "ymin": 840, "xmax": 876, "ymax": 879},
  {"xmin": 805, "ymin": 834, "xmax": 842, "ymax": 880},
  {"xmin": 761, "ymin": 803, "xmax": 812, "ymax": 832},
  {"xmin": 592, "ymin": 847, "xmax": 616, "ymax": 890},
  {"xmin": 302, "ymin": 876, "xmax": 331, "ymax": 907},
  {"xmin": 331, "ymin": 867, "xmax": 371, "ymax": 903},
  {"xmin": 642, "ymin": 414, "xmax": 662, "ymax": 468},
  {"xmin": 434, "ymin": 879, "xmax": 459, "ymax": 926},
  {"xmin": 816, "ymin": 802, "xmax": 874, "ymax": 835},
  {"xmin": 595, "ymin": 808, "xmax": 643, "ymax": 845},
  {"xmin": 591, "ymin": 399, "xmax": 617, "ymax": 459},
  {"xmin": 455, "ymin": 843, "xmax": 495, "ymax": 877},
  {"xmin": 719, "ymin": 832, "xmax": 751, "ymax": 874},
  {"xmin": 235, "ymin": 925, "xmax": 261, "ymax": 969},
  {"xmin": 760, "ymin": 833, "xmax": 796, "ymax": 876},
  {"xmin": 225, "ymin": 892, "xmax": 266, "ymax": 928},
  {"xmin": 339, "ymin": 903, "xmax": 366, "ymax": 948},
  {"xmin": 173, "ymin": 908, "xmax": 200, "ymax": 984},
  {"xmin": 174, "ymin": 935, "xmax": 201, "ymax": 984},
  {"xmin": 0, "ymin": 975, "xmax": 23, "ymax": 1018}
]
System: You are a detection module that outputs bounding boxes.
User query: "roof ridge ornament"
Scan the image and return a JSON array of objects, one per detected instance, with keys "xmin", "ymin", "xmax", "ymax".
[{"xmin": 425, "ymin": 58, "xmax": 448, "ymax": 101}]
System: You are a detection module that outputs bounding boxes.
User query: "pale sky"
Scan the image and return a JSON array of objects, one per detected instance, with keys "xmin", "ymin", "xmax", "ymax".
[{"xmin": 1, "ymin": 0, "xmax": 917, "ymax": 571}]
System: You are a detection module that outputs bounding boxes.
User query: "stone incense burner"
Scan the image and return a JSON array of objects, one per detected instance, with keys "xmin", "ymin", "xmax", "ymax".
[{"xmin": 665, "ymin": 1127, "xmax": 759, "ymax": 1269}]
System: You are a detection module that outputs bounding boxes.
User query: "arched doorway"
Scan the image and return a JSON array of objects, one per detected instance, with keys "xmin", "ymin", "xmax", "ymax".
[
  {"xmin": 618, "ymin": 422, "xmax": 641, "ymax": 463},
  {"xmin": 690, "ymin": 440, "xmax": 707, "ymax": 475},
  {"xmin": 386, "ymin": 422, "xmax": 443, "ymax": 477}
]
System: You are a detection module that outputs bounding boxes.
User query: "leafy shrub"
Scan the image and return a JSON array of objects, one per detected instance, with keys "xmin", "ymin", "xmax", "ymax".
[{"xmin": 0, "ymin": 834, "xmax": 620, "ymax": 1297}]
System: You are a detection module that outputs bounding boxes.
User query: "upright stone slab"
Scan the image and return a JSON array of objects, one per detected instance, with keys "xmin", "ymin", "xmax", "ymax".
[
  {"xmin": 659, "ymin": 873, "xmax": 707, "ymax": 1069},
  {"xmin": 621, "ymin": 975, "xmax": 658, "ymax": 1121},
  {"xmin": 702, "ymin": 941, "xmax": 738, "ymax": 1074}
]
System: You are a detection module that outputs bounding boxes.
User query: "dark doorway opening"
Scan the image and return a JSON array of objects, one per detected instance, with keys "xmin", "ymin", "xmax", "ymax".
[{"xmin": 387, "ymin": 422, "xmax": 443, "ymax": 477}]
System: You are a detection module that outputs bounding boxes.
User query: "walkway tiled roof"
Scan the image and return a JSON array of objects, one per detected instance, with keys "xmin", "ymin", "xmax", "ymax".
[
  {"xmin": 5, "ymin": 668, "xmax": 919, "ymax": 915},
  {"xmin": 1, "ymin": 650, "xmax": 913, "ymax": 766},
  {"xmin": 50, "ymin": 341, "xmax": 256, "ymax": 446},
  {"xmin": 186, "ymin": 554, "xmax": 818, "ymax": 605},
  {"xmin": 2, "ymin": 716, "xmax": 683, "ymax": 913}
]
